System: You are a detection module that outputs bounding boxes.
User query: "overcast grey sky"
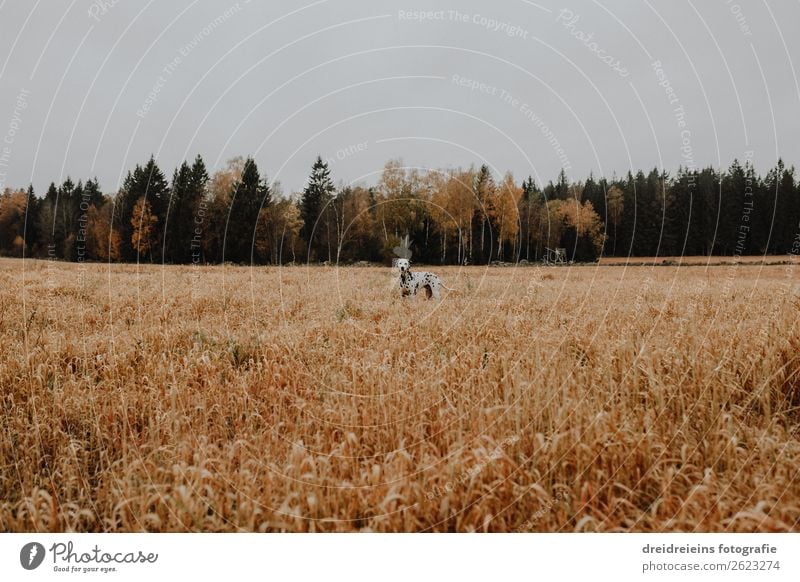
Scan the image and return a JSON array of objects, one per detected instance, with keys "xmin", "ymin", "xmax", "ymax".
[{"xmin": 1, "ymin": 0, "xmax": 798, "ymax": 196}]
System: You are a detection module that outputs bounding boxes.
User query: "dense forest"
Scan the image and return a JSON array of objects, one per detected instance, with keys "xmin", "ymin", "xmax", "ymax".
[{"xmin": 1, "ymin": 155, "xmax": 798, "ymax": 265}]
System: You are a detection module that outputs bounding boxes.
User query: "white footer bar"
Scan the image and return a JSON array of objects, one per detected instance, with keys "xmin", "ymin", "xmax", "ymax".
[{"xmin": 2, "ymin": 533, "xmax": 798, "ymax": 581}]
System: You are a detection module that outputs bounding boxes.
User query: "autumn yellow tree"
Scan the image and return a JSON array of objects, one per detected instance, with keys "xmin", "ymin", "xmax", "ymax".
[
  {"xmin": 130, "ymin": 197, "xmax": 158, "ymax": 260},
  {"xmin": 518, "ymin": 177, "xmax": 546, "ymax": 261},
  {"xmin": 335, "ymin": 185, "xmax": 377, "ymax": 262},
  {"xmin": 203, "ymin": 157, "xmax": 245, "ymax": 263},
  {"xmin": 255, "ymin": 195, "xmax": 303, "ymax": 264},
  {"xmin": 540, "ymin": 199, "xmax": 566, "ymax": 251},
  {"xmin": 555, "ymin": 198, "xmax": 605, "ymax": 261},
  {"xmin": 87, "ymin": 202, "xmax": 121, "ymax": 261},
  {"xmin": 0, "ymin": 188, "xmax": 28, "ymax": 256},
  {"xmin": 487, "ymin": 173, "xmax": 522, "ymax": 261},
  {"xmin": 375, "ymin": 159, "xmax": 426, "ymax": 249},
  {"xmin": 471, "ymin": 165, "xmax": 496, "ymax": 263},
  {"xmin": 430, "ymin": 169, "xmax": 474, "ymax": 263}
]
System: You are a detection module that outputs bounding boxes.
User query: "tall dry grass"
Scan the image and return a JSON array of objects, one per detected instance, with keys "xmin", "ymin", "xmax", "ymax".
[{"xmin": 0, "ymin": 257, "xmax": 798, "ymax": 532}]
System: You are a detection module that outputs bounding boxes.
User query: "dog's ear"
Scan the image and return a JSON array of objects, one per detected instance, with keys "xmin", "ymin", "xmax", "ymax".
[{"xmin": 392, "ymin": 234, "xmax": 413, "ymax": 260}]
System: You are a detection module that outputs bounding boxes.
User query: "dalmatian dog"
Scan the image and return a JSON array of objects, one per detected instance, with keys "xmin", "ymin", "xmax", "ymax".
[{"xmin": 395, "ymin": 258, "xmax": 452, "ymax": 300}]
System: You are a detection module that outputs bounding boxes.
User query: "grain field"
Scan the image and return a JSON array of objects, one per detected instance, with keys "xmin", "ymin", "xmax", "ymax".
[{"xmin": 1, "ymin": 258, "xmax": 799, "ymax": 532}]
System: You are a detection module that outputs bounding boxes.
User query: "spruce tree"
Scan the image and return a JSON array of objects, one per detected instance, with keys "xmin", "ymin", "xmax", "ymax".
[
  {"xmin": 168, "ymin": 161, "xmax": 193, "ymax": 262},
  {"xmin": 23, "ymin": 185, "xmax": 39, "ymax": 256},
  {"xmin": 115, "ymin": 158, "xmax": 168, "ymax": 262},
  {"xmin": 84, "ymin": 178, "xmax": 104, "ymax": 208},
  {"xmin": 775, "ymin": 161, "xmax": 796, "ymax": 253},
  {"xmin": 471, "ymin": 164, "xmax": 495, "ymax": 264},
  {"xmin": 142, "ymin": 157, "xmax": 169, "ymax": 260},
  {"xmin": 518, "ymin": 176, "xmax": 541, "ymax": 261},
  {"xmin": 226, "ymin": 157, "xmax": 264, "ymax": 263},
  {"xmin": 188, "ymin": 155, "xmax": 210, "ymax": 263},
  {"xmin": 116, "ymin": 168, "xmax": 140, "ymax": 261},
  {"xmin": 38, "ymin": 183, "xmax": 61, "ymax": 257},
  {"xmin": 300, "ymin": 156, "xmax": 335, "ymax": 262}
]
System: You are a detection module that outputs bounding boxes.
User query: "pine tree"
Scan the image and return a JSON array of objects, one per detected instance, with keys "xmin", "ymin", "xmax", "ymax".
[
  {"xmin": 300, "ymin": 156, "xmax": 335, "ymax": 262},
  {"xmin": 141, "ymin": 157, "xmax": 169, "ymax": 260},
  {"xmin": 669, "ymin": 168, "xmax": 703, "ymax": 256},
  {"xmin": 471, "ymin": 164, "xmax": 495, "ymax": 264},
  {"xmin": 168, "ymin": 161, "xmax": 193, "ymax": 263},
  {"xmin": 22, "ymin": 185, "xmax": 39, "ymax": 256},
  {"xmin": 36, "ymin": 183, "xmax": 60, "ymax": 257},
  {"xmin": 775, "ymin": 161, "xmax": 796, "ymax": 253},
  {"xmin": 789, "ymin": 166, "xmax": 800, "ymax": 254},
  {"xmin": 226, "ymin": 157, "xmax": 267, "ymax": 263},
  {"xmin": 115, "ymin": 158, "xmax": 168, "ymax": 261},
  {"xmin": 640, "ymin": 168, "xmax": 663, "ymax": 257},
  {"xmin": 554, "ymin": 169, "xmax": 570, "ymax": 200},
  {"xmin": 717, "ymin": 160, "xmax": 748, "ymax": 256},
  {"xmin": 83, "ymin": 178, "xmax": 104, "ymax": 208},
  {"xmin": 605, "ymin": 185, "xmax": 624, "ymax": 256},
  {"xmin": 518, "ymin": 177, "xmax": 538, "ymax": 261},
  {"xmin": 697, "ymin": 167, "xmax": 720, "ymax": 256},
  {"xmin": 116, "ymin": 168, "xmax": 140, "ymax": 261},
  {"xmin": 581, "ymin": 174, "xmax": 605, "ymax": 219},
  {"xmin": 68, "ymin": 180, "xmax": 87, "ymax": 261},
  {"xmin": 56, "ymin": 178, "xmax": 76, "ymax": 259},
  {"xmin": 184, "ymin": 155, "xmax": 210, "ymax": 263}
]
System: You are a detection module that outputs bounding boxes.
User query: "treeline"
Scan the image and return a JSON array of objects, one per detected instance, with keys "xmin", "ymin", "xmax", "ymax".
[{"xmin": 1, "ymin": 155, "xmax": 798, "ymax": 264}]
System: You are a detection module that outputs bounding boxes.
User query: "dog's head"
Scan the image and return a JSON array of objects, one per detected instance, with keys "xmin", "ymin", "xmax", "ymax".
[{"xmin": 395, "ymin": 258, "xmax": 410, "ymax": 274}]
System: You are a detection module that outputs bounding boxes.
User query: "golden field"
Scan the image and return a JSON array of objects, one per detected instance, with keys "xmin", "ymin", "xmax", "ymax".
[
  {"xmin": 597, "ymin": 256, "xmax": 794, "ymax": 266},
  {"xmin": 1, "ymin": 257, "xmax": 799, "ymax": 532}
]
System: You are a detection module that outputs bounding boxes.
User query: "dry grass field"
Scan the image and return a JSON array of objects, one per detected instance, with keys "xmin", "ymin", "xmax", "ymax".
[
  {"xmin": 1, "ymin": 257, "xmax": 799, "ymax": 532},
  {"xmin": 597, "ymin": 255, "xmax": 792, "ymax": 266}
]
